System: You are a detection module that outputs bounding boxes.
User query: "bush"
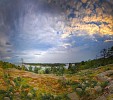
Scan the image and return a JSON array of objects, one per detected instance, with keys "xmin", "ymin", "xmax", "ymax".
[
  {"xmin": 39, "ymin": 93, "xmax": 54, "ymax": 100},
  {"xmin": 44, "ymin": 68, "xmax": 51, "ymax": 74},
  {"xmin": 0, "ymin": 90, "xmax": 6, "ymax": 94},
  {"xmin": 101, "ymin": 81, "xmax": 109, "ymax": 88}
]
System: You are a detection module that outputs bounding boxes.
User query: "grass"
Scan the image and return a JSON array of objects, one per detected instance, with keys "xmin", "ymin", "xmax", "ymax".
[{"xmin": 0, "ymin": 64, "xmax": 113, "ymax": 99}]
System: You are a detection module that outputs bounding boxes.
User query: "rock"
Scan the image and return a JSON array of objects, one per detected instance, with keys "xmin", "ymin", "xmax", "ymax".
[
  {"xmin": 13, "ymin": 97, "xmax": 21, "ymax": 100},
  {"xmin": 85, "ymin": 80, "xmax": 89, "ymax": 83},
  {"xmin": 67, "ymin": 92, "xmax": 79, "ymax": 100},
  {"xmin": 13, "ymin": 92, "xmax": 21, "ymax": 100},
  {"xmin": 76, "ymin": 88, "xmax": 82, "ymax": 93},
  {"xmin": 81, "ymin": 83, "xmax": 86, "ymax": 88},
  {"xmin": 14, "ymin": 92, "xmax": 20, "ymax": 97},
  {"xmin": 97, "ymin": 75, "xmax": 108, "ymax": 81},
  {"xmin": 33, "ymin": 87, "xmax": 38, "ymax": 91},
  {"xmin": 109, "ymin": 80, "xmax": 113, "ymax": 85},
  {"xmin": 85, "ymin": 87, "xmax": 95, "ymax": 95},
  {"xmin": 97, "ymin": 70, "xmax": 113, "ymax": 82},
  {"xmin": 108, "ymin": 84, "xmax": 113, "ymax": 93},
  {"xmin": 95, "ymin": 95, "xmax": 107, "ymax": 100},
  {"xmin": 94, "ymin": 86, "xmax": 102, "ymax": 93},
  {"xmin": 27, "ymin": 92, "xmax": 33, "ymax": 98},
  {"xmin": 85, "ymin": 87, "xmax": 90, "ymax": 92},
  {"xmin": 4, "ymin": 97, "xmax": 10, "ymax": 100},
  {"xmin": 107, "ymin": 77, "xmax": 112, "ymax": 81}
]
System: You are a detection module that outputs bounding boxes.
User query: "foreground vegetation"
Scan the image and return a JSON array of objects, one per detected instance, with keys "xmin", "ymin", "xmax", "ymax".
[
  {"xmin": 1, "ymin": 62, "xmax": 113, "ymax": 100},
  {"xmin": 0, "ymin": 46, "xmax": 113, "ymax": 100}
]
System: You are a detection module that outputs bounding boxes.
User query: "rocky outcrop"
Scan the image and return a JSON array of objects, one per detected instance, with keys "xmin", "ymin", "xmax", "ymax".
[
  {"xmin": 97, "ymin": 70, "xmax": 113, "ymax": 82},
  {"xmin": 67, "ymin": 92, "xmax": 79, "ymax": 100},
  {"xmin": 95, "ymin": 70, "xmax": 113, "ymax": 100},
  {"xmin": 4, "ymin": 97, "xmax": 10, "ymax": 100}
]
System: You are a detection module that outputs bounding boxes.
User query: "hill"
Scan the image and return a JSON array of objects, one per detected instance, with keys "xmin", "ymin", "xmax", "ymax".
[{"xmin": 1, "ymin": 61, "xmax": 113, "ymax": 100}]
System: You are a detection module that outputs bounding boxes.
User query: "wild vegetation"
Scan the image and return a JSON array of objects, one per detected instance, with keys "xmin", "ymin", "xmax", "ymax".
[{"xmin": 0, "ymin": 46, "xmax": 113, "ymax": 100}]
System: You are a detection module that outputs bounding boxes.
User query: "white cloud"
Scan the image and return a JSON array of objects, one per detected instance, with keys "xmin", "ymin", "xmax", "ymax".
[
  {"xmin": 104, "ymin": 40, "xmax": 113, "ymax": 42},
  {"xmin": 17, "ymin": 10, "xmax": 66, "ymax": 47}
]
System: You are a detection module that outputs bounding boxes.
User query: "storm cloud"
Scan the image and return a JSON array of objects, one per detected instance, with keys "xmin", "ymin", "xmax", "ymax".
[{"xmin": 0, "ymin": 0, "xmax": 113, "ymax": 63}]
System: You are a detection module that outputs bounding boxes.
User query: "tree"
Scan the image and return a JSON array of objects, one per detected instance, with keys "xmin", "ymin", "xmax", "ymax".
[
  {"xmin": 29, "ymin": 66, "xmax": 32, "ymax": 72},
  {"xmin": 44, "ymin": 68, "xmax": 51, "ymax": 74},
  {"xmin": 56, "ymin": 66, "xmax": 65, "ymax": 76},
  {"xmin": 60, "ymin": 66, "xmax": 65, "ymax": 76},
  {"xmin": 22, "ymin": 65, "xmax": 26, "ymax": 70},
  {"xmin": 34, "ymin": 66, "xmax": 39, "ymax": 73},
  {"xmin": 100, "ymin": 49, "xmax": 108, "ymax": 59},
  {"xmin": 68, "ymin": 63, "xmax": 72, "ymax": 70},
  {"xmin": 108, "ymin": 46, "xmax": 113, "ymax": 57}
]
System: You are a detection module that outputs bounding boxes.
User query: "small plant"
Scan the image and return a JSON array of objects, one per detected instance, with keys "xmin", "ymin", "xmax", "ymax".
[
  {"xmin": 101, "ymin": 81, "xmax": 109, "ymax": 88},
  {"xmin": 39, "ymin": 93, "xmax": 54, "ymax": 100}
]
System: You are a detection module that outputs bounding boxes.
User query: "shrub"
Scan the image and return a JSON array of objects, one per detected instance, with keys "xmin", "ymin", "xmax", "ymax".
[
  {"xmin": 44, "ymin": 68, "xmax": 51, "ymax": 74},
  {"xmin": 101, "ymin": 81, "xmax": 109, "ymax": 88},
  {"xmin": 39, "ymin": 93, "xmax": 54, "ymax": 100},
  {"xmin": 0, "ymin": 90, "xmax": 6, "ymax": 94}
]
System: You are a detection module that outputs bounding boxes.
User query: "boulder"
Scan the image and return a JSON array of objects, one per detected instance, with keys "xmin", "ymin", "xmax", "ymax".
[
  {"xmin": 85, "ymin": 87, "xmax": 95, "ymax": 95},
  {"xmin": 108, "ymin": 84, "xmax": 113, "ymax": 93},
  {"xmin": 4, "ymin": 97, "xmax": 10, "ymax": 100},
  {"xmin": 33, "ymin": 87, "xmax": 38, "ymax": 91},
  {"xmin": 14, "ymin": 92, "xmax": 20, "ymax": 97},
  {"xmin": 76, "ymin": 88, "xmax": 82, "ymax": 93},
  {"xmin": 109, "ymin": 80, "xmax": 113, "ymax": 85},
  {"xmin": 95, "ymin": 95, "xmax": 107, "ymax": 100},
  {"xmin": 68, "ymin": 92, "xmax": 79, "ymax": 100},
  {"xmin": 81, "ymin": 83, "xmax": 86, "ymax": 88},
  {"xmin": 27, "ymin": 92, "xmax": 33, "ymax": 98},
  {"xmin": 85, "ymin": 87, "xmax": 91, "ymax": 92},
  {"xmin": 94, "ymin": 86, "xmax": 102, "ymax": 93}
]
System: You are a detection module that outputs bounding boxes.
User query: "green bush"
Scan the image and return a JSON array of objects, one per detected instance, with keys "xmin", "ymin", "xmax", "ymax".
[
  {"xmin": 101, "ymin": 81, "xmax": 109, "ymax": 88},
  {"xmin": 44, "ymin": 68, "xmax": 51, "ymax": 74},
  {"xmin": 39, "ymin": 93, "xmax": 54, "ymax": 100}
]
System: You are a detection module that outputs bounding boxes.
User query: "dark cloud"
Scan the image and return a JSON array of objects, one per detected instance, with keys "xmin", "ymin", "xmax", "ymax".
[
  {"xmin": 6, "ymin": 42, "xmax": 11, "ymax": 46},
  {"xmin": 0, "ymin": 0, "xmax": 113, "ymax": 63}
]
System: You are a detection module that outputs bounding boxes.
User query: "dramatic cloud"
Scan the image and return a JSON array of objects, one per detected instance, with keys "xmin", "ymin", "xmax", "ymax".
[
  {"xmin": 56, "ymin": 0, "xmax": 113, "ymax": 38},
  {"xmin": 0, "ymin": 0, "xmax": 113, "ymax": 63}
]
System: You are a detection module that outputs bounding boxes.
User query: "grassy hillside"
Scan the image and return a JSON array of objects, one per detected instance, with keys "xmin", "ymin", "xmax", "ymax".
[{"xmin": 1, "ymin": 60, "xmax": 113, "ymax": 100}]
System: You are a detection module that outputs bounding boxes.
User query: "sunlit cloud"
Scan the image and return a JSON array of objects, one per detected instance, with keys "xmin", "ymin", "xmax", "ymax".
[
  {"xmin": 47, "ymin": 0, "xmax": 112, "ymax": 39},
  {"xmin": 0, "ymin": 0, "xmax": 113, "ymax": 63},
  {"xmin": 104, "ymin": 40, "xmax": 113, "ymax": 42}
]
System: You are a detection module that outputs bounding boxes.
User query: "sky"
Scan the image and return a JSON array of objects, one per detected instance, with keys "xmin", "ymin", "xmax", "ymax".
[{"xmin": 0, "ymin": 0, "xmax": 113, "ymax": 63}]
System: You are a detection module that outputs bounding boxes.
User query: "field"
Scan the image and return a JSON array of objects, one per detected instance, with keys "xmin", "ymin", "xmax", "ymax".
[{"xmin": 1, "ymin": 64, "xmax": 113, "ymax": 100}]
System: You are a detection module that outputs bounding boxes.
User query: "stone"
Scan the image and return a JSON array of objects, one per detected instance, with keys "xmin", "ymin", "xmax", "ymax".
[
  {"xmin": 14, "ymin": 92, "xmax": 20, "ymax": 97},
  {"xmin": 76, "ymin": 88, "xmax": 82, "ymax": 93},
  {"xmin": 85, "ymin": 87, "xmax": 95, "ymax": 95},
  {"xmin": 81, "ymin": 83, "xmax": 86, "ymax": 88},
  {"xmin": 85, "ymin": 80, "xmax": 89, "ymax": 83},
  {"xmin": 33, "ymin": 87, "xmax": 38, "ymax": 91},
  {"xmin": 108, "ymin": 84, "xmax": 113, "ymax": 93},
  {"xmin": 4, "ymin": 97, "xmax": 10, "ymax": 100},
  {"xmin": 95, "ymin": 95, "xmax": 107, "ymax": 100},
  {"xmin": 94, "ymin": 86, "xmax": 102, "ymax": 93},
  {"xmin": 109, "ymin": 80, "xmax": 113, "ymax": 85},
  {"xmin": 67, "ymin": 92, "xmax": 79, "ymax": 100},
  {"xmin": 85, "ymin": 87, "xmax": 90, "ymax": 92},
  {"xmin": 27, "ymin": 92, "xmax": 33, "ymax": 98}
]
